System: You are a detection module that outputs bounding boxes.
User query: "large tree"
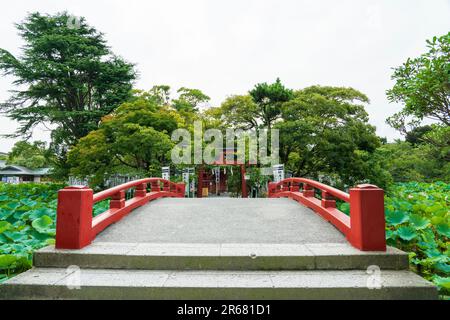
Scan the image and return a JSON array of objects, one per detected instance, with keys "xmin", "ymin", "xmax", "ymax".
[
  {"xmin": 214, "ymin": 95, "xmax": 259, "ymax": 130},
  {"xmin": 0, "ymin": 12, "xmax": 136, "ymax": 152},
  {"xmin": 172, "ymin": 87, "xmax": 210, "ymax": 125},
  {"xmin": 209, "ymin": 78, "xmax": 293, "ymax": 131},
  {"xmin": 277, "ymin": 86, "xmax": 388, "ymax": 188},
  {"xmin": 249, "ymin": 78, "xmax": 293, "ymax": 129},
  {"xmin": 386, "ymin": 32, "xmax": 449, "ymax": 178},
  {"xmin": 6, "ymin": 140, "xmax": 52, "ymax": 169},
  {"xmin": 172, "ymin": 87, "xmax": 210, "ymax": 113},
  {"xmin": 375, "ymin": 141, "xmax": 449, "ymax": 183},
  {"xmin": 68, "ymin": 90, "xmax": 181, "ymax": 186},
  {"xmin": 387, "ymin": 32, "xmax": 450, "ymax": 131}
]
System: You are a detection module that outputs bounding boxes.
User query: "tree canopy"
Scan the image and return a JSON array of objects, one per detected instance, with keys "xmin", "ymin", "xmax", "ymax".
[
  {"xmin": 248, "ymin": 78, "xmax": 294, "ymax": 129},
  {"xmin": 6, "ymin": 140, "xmax": 52, "ymax": 169},
  {"xmin": 213, "ymin": 78, "xmax": 294, "ymax": 131},
  {"xmin": 386, "ymin": 32, "xmax": 449, "ymax": 182},
  {"xmin": 67, "ymin": 90, "xmax": 182, "ymax": 186},
  {"xmin": 67, "ymin": 86, "xmax": 210, "ymax": 186},
  {"xmin": 0, "ymin": 12, "xmax": 136, "ymax": 149},
  {"xmin": 375, "ymin": 140, "xmax": 449, "ymax": 183},
  {"xmin": 209, "ymin": 83, "xmax": 391, "ymax": 188},
  {"xmin": 387, "ymin": 32, "xmax": 449, "ymax": 131},
  {"xmin": 276, "ymin": 86, "xmax": 387, "ymax": 188}
]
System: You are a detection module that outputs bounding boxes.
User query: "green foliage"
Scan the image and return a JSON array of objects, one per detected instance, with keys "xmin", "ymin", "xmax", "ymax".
[
  {"xmin": 93, "ymin": 200, "xmax": 110, "ymax": 217},
  {"xmin": 385, "ymin": 182, "xmax": 450, "ymax": 294},
  {"xmin": 225, "ymin": 167, "xmax": 243, "ymax": 197},
  {"xmin": 68, "ymin": 90, "xmax": 181, "ymax": 187},
  {"xmin": 173, "ymin": 87, "xmax": 210, "ymax": 113},
  {"xmin": 0, "ymin": 12, "xmax": 136, "ymax": 144},
  {"xmin": 387, "ymin": 32, "xmax": 450, "ymax": 129},
  {"xmin": 386, "ymin": 33, "xmax": 450, "ymax": 186},
  {"xmin": 247, "ymin": 167, "xmax": 270, "ymax": 198},
  {"xmin": 211, "ymin": 83, "xmax": 391, "ymax": 189},
  {"xmin": 0, "ymin": 183, "xmax": 63, "ymax": 280},
  {"xmin": 248, "ymin": 78, "xmax": 294, "ymax": 128},
  {"xmin": 0, "ymin": 183, "xmax": 110, "ymax": 282},
  {"xmin": 215, "ymin": 95, "xmax": 259, "ymax": 130},
  {"xmin": 405, "ymin": 125, "xmax": 434, "ymax": 146},
  {"xmin": 385, "ymin": 209, "xmax": 409, "ymax": 226},
  {"xmin": 277, "ymin": 86, "xmax": 389, "ymax": 188},
  {"xmin": 375, "ymin": 139, "xmax": 450, "ymax": 183},
  {"xmin": 423, "ymin": 124, "xmax": 450, "ymax": 163},
  {"xmin": 31, "ymin": 216, "xmax": 54, "ymax": 235},
  {"xmin": 396, "ymin": 226, "xmax": 418, "ymax": 241},
  {"xmin": 7, "ymin": 140, "xmax": 52, "ymax": 169},
  {"xmin": 67, "ymin": 85, "xmax": 211, "ymax": 188},
  {"xmin": 0, "ymin": 12, "xmax": 136, "ymax": 178},
  {"xmin": 208, "ymin": 78, "xmax": 293, "ymax": 132}
]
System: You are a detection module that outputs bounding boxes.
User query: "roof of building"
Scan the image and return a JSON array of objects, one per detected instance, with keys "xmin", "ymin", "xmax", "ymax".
[{"xmin": 0, "ymin": 164, "xmax": 51, "ymax": 176}]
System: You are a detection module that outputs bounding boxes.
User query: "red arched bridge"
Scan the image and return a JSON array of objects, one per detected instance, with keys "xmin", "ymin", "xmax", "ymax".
[
  {"xmin": 2, "ymin": 177, "xmax": 437, "ymax": 300},
  {"xmin": 56, "ymin": 177, "xmax": 385, "ymax": 251}
]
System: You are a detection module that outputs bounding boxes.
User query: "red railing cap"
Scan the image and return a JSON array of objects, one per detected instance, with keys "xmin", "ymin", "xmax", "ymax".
[
  {"xmin": 354, "ymin": 184, "xmax": 381, "ymax": 190},
  {"xmin": 92, "ymin": 177, "xmax": 177, "ymax": 203},
  {"xmin": 276, "ymin": 177, "xmax": 351, "ymax": 202},
  {"xmin": 64, "ymin": 186, "xmax": 90, "ymax": 190}
]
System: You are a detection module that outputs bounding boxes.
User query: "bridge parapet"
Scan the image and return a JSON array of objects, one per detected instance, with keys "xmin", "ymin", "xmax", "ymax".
[
  {"xmin": 55, "ymin": 178, "xmax": 185, "ymax": 249},
  {"xmin": 268, "ymin": 178, "xmax": 386, "ymax": 251}
]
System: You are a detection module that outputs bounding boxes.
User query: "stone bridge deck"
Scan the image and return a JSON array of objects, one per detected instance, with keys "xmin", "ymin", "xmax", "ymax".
[{"xmin": 94, "ymin": 198, "xmax": 347, "ymax": 244}]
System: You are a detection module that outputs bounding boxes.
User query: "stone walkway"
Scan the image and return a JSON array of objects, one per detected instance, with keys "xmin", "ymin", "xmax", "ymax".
[{"xmin": 94, "ymin": 198, "xmax": 347, "ymax": 244}]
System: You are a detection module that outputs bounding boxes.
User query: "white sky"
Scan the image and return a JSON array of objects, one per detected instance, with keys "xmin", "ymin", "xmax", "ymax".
[{"xmin": 0, "ymin": 0, "xmax": 449, "ymax": 152}]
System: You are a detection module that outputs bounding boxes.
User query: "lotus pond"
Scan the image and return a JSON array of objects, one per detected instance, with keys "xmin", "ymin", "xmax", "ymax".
[{"xmin": 0, "ymin": 183, "xmax": 109, "ymax": 282}]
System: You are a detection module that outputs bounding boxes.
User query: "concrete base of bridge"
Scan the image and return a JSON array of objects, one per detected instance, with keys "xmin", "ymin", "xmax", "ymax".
[{"xmin": 0, "ymin": 198, "xmax": 438, "ymax": 300}]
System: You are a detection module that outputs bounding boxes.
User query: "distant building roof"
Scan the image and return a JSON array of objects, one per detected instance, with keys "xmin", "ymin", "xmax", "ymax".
[
  {"xmin": 31, "ymin": 168, "xmax": 51, "ymax": 175},
  {"xmin": 0, "ymin": 164, "xmax": 51, "ymax": 176}
]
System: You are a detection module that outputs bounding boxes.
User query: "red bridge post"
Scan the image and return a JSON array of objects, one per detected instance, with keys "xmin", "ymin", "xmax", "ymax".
[
  {"xmin": 290, "ymin": 181, "xmax": 300, "ymax": 192},
  {"xmin": 151, "ymin": 180, "xmax": 160, "ymax": 192},
  {"xmin": 135, "ymin": 183, "xmax": 147, "ymax": 197},
  {"xmin": 177, "ymin": 183, "xmax": 186, "ymax": 197},
  {"xmin": 268, "ymin": 182, "xmax": 277, "ymax": 197},
  {"xmin": 303, "ymin": 184, "xmax": 314, "ymax": 197},
  {"xmin": 55, "ymin": 186, "xmax": 93, "ymax": 249},
  {"xmin": 110, "ymin": 191, "xmax": 126, "ymax": 209},
  {"xmin": 349, "ymin": 184, "xmax": 386, "ymax": 251},
  {"xmin": 321, "ymin": 191, "xmax": 336, "ymax": 208}
]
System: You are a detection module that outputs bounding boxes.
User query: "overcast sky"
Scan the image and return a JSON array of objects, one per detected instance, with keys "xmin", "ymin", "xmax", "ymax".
[{"xmin": 0, "ymin": 0, "xmax": 449, "ymax": 152}]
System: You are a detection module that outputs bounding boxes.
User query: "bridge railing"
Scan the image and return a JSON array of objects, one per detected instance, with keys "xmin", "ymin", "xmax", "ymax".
[
  {"xmin": 55, "ymin": 178, "xmax": 185, "ymax": 249},
  {"xmin": 268, "ymin": 178, "xmax": 386, "ymax": 251}
]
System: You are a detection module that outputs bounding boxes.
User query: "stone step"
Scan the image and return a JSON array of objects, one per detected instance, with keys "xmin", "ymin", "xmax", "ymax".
[
  {"xmin": 0, "ymin": 268, "xmax": 437, "ymax": 300},
  {"xmin": 34, "ymin": 242, "xmax": 410, "ymax": 271}
]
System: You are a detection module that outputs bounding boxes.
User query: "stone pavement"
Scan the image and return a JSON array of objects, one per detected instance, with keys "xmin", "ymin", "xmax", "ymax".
[{"xmin": 95, "ymin": 198, "xmax": 347, "ymax": 244}]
